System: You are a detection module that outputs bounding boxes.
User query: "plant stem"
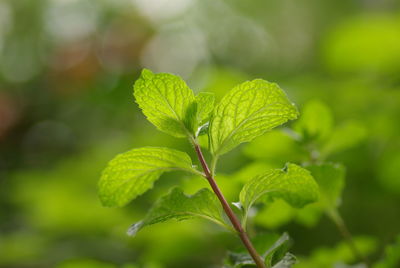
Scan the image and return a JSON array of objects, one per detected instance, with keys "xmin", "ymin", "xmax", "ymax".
[
  {"xmin": 328, "ymin": 209, "xmax": 368, "ymax": 265},
  {"xmin": 193, "ymin": 143, "xmax": 266, "ymax": 268}
]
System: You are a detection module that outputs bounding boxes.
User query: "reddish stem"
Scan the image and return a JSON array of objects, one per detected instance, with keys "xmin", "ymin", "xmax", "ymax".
[{"xmin": 194, "ymin": 143, "xmax": 266, "ymax": 268}]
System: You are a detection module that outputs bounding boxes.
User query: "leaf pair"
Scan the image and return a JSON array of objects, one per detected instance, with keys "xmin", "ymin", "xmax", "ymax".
[
  {"xmin": 99, "ymin": 69, "xmax": 300, "ymax": 208},
  {"xmin": 135, "ymin": 69, "xmax": 299, "ymax": 156},
  {"xmin": 125, "ymin": 163, "xmax": 319, "ymax": 237}
]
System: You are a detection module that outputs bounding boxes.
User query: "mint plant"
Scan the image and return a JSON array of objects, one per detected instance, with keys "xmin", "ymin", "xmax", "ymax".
[{"xmin": 98, "ymin": 69, "xmax": 320, "ymax": 268}]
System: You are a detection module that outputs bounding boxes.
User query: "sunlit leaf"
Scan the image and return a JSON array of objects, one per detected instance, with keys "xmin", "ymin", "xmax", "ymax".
[
  {"xmin": 99, "ymin": 147, "xmax": 198, "ymax": 207},
  {"xmin": 134, "ymin": 69, "xmax": 196, "ymax": 137},
  {"xmin": 239, "ymin": 163, "xmax": 319, "ymax": 221},
  {"xmin": 209, "ymin": 79, "xmax": 298, "ymax": 156},
  {"xmin": 196, "ymin": 92, "xmax": 215, "ymax": 124},
  {"xmin": 127, "ymin": 187, "xmax": 229, "ymax": 236}
]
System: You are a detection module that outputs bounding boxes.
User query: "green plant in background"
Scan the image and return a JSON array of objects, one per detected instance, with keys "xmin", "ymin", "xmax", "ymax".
[
  {"xmin": 291, "ymin": 100, "xmax": 368, "ymax": 265},
  {"xmin": 98, "ymin": 69, "xmax": 320, "ymax": 268}
]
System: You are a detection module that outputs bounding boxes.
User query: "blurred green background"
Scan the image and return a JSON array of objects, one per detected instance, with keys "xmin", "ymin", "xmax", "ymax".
[{"xmin": 0, "ymin": 0, "xmax": 400, "ymax": 267}]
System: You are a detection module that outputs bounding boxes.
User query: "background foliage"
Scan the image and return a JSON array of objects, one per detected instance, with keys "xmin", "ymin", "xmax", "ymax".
[{"xmin": 0, "ymin": 0, "xmax": 399, "ymax": 267}]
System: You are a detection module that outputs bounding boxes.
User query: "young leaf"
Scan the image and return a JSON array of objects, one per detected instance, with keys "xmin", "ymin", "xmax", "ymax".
[
  {"xmin": 272, "ymin": 253, "xmax": 297, "ymax": 268},
  {"xmin": 127, "ymin": 187, "xmax": 229, "ymax": 236},
  {"xmin": 209, "ymin": 79, "xmax": 298, "ymax": 156},
  {"xmin": 239, "ymin": 163, "xmax": 319, "ymax": 221},
  {"xmin": 224, "ymin": 233, "xmax": 293, "ymax": 268},
  {"xmin": 196, "ymin": 92, "xmax": 215, "ymax": 124},
  {"xmin": 99, "ymin": 147, "xmax": 199, "ymax": 207},
  {"xmin": 194, "ymin": 92, "xmax": 215, "ymax": 136},
  {"xmin": 305, "ymin": 163, "xmax": 345, "ymax": 210},
  {"xmin": 263, "ymin": 233, "xmax": 292, "ymax": 267},
  {"xmin": 134, "ymin": 69, "xmax": 196, "ymax": 137}
]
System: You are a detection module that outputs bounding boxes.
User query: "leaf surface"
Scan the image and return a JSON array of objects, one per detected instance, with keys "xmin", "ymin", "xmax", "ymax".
[
  {"xmin": 99, "ymin": 147, "xmax": 197, "ymax": 207},
  {"xmin": 127, "ymin": 187, "xmax": 228, "ymax": 236},
  {"xmin": 134, "ymin": 69, "xmax": 196, "ymax": 137},
  {"xmin": 209, "ymin": 79, "xmax": 298, "ymax": 155},
  {"xmin": 240, "ymin": 163, "xmax": 319, "ymax": 218},
  {"xmin": 196, "ymin": 92, "xmax": 215, "ymax": 124}
]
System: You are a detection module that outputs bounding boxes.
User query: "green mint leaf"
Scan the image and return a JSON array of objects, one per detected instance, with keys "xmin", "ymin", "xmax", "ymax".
[
  {"xmin": 263, "ymin": 233, "xmax": 292, "ymax": 267},
  {"xmin": 321, "ymin": 121, "xmax": 367, "ymax": 157},
  {"xmin": 98, "ymin": 147, "xmax": 198, "ymax": 207},
  {"xmin": 209, "ymin": 79, "xmax": 298, "ymax": 156},
  {"xmin": 306, "ymin": 163, "xmax": 345, "ymax": 210},
  {"xmin": 272, "ymin": 253, "xmax": 297, "ymax": 268},
  {"xmin": 239, "ymin": 163, "xmax": 319, "ymax": 220},
  {"xmin": 196, "ymin": 92, "xmax": 215, "ymax": 124},
  {"xmin": 134, "ymin": 69, "xmax": 196, "ymax": 137},
  {"xmin": 127, "ymin": 187, "xmax": 229, "ymax": 236},
  {"xmin": 294, "ymin": 100, "xmax": 333, "ymax": 142},
  {"xmin": 224, "ymin": 233, "xmax": 293, "ymax": 268}
]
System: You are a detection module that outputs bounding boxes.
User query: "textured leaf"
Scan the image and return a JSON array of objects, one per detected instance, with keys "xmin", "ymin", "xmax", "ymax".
[
  {"xmin": 209, "ymin": 79, "xmax": 298, "ymax": 155},
  {"xmin": 294, "ymin": 100, "xmax": 333, "ymax": 142},
  {"xmin": 99, "ymin": 147, "xmax": 197, "ymax": 207},
  {"xmin": 127, "ymin": 187, "xmax": 228, "ymax": 236},
  {"xmin": 134, "ymin": 69, "xmax": 196, "ymax": 137},
  {"xmin": 194, "ymin": 92, "xmax": 215, "ymax": 136},
  {"xmin": 306, "ymin": 163, "xmax": 345, "ymax": 210},
  {"xmin": 196, "ymin": 92, "xmax": 215, "ymax": 124},
  {"xmin": 239, "ymin": 163, "xmax": 319, "ymax": 219}
]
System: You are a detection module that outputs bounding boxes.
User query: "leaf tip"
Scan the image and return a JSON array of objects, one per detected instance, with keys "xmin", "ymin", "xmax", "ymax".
[
  {"xmin": 141, "ymin": 68, "xmax": 154, "ymax": 78},
  {"xmin": 127, "ymin": 221, "xmax": 144, "ymax": 237}
]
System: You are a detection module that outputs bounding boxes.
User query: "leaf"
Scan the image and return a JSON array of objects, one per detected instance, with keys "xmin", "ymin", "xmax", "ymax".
[
  {"xmin": 127, "ymin": 187, "xmax": 229, "ymax": 236},
  {"xmin": 98, "ymin": 147, "xmax": 198, "ymax": 207},
  {"xmin": 224, "ymin": 233, "xmax": 293, "ymax": 268},
  {"xmin": 305, "ymin": 163, "xmax": 345, "ymax": 210},
  {"xmin": 194, "ymin": 92, "xmax": 215, "ymax": 136},
  {"xmin": 264, "ymin": 233, "xmax": 292, "ymax": 267},
  {"xmin": 294, "ymin": 100, "xmax": 333, "ymax": 142},
  {"xmin": 321, "ymin": 121, "xmax": 367, "ymax": 157},
  {"xmin": 133, "ymin": 69, "xmax": 196, "ymax": 137},
  {"xmin": 239, "ymin": 163, "xmax": 319, "ymax": 220},
  {"xmin": 196, "ymin": 92, "xmax": 215, "ymax": 124},
  {"xmin": 209, "ymin": 79, "xmax": 299, "ymax": 156},
  {"xmin": 272, "ymin": 253, "xmax": 297, "ymax": 268}
]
